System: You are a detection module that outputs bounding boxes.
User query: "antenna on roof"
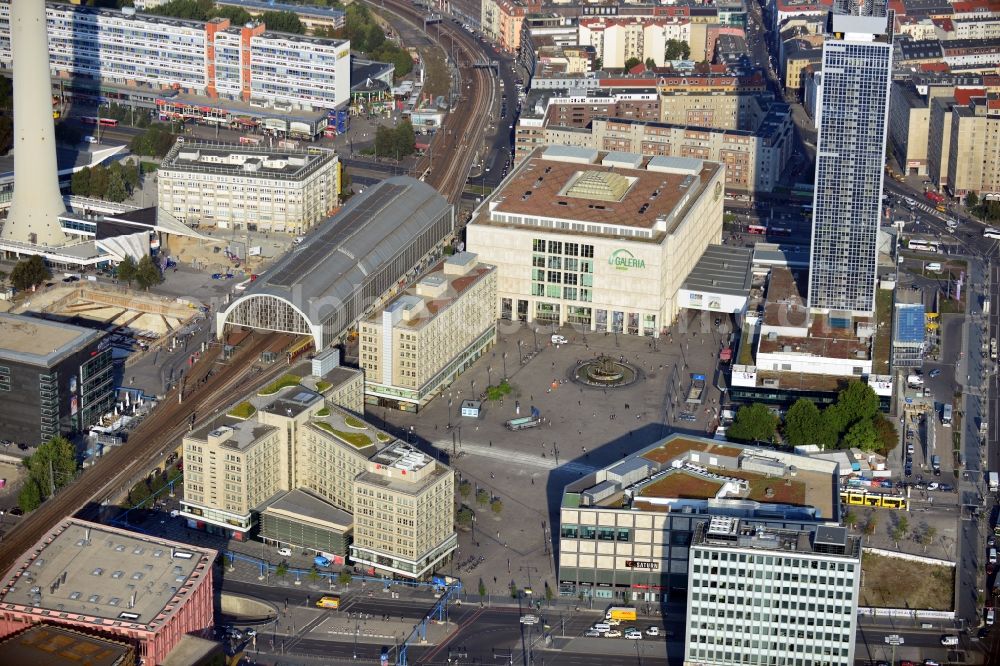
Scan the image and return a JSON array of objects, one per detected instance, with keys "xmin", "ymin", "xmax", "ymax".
[{"xmin": 129, "ymin": 591, "xmax": 136, "ymax": 609}]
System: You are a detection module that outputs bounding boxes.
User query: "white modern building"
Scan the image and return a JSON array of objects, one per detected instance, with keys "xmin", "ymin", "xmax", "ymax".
[
  {"xmin": 684, "ymin": 517, "xmax": 862, "ymax": 666},
  {"xmin": 807, "ymin": 9, "xmax": 893, "ymax": 315},
  {"xmin": 577, "ymin": 17, "xmax": 692, "ymax": 68},
  {"xmin": 0, "ymin": 2, "xmax": 351, "ymax": 111},
  {"xmin": 157, "ymin": 141, "xmax": 341, "ymax": 233},
  {"xmin": 466, "ymin": 146, "xmax": 725, "ymax": 335}
]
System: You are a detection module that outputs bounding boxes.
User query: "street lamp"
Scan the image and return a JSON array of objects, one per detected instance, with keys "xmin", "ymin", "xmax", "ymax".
[{"xmin": 503, "ymin": 351, "xmax": 508, "ymax": 379}]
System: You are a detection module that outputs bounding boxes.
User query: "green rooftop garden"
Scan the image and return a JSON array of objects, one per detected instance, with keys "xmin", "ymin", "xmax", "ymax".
[
  {"xmin": 313, "ymin": 421, "xmax": 372, "ymax": 448},
  {"xmin": 344, "ymin": 415, "xmax": 367, "ymax": 429},
  {"xmin": 315, "ymin": 380, "xmax": 332, "ymax": 392},
  {"xmin": 316, "ymin": 407, "xmax": 331, "ymax": 417},
  {"xmin": 227, "ymin": 402, "xmax": 256, "ymax": 420},
  {"xmin": 258, "ymin": 374, "xmax": 302, "ymax": 396}
]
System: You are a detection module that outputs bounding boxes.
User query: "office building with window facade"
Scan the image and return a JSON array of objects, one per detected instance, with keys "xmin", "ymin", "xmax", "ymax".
[
  {"xmin": 0, "ymin": 2, "xmax": 351, "ymax": 111},
  {"xmin": 467, "ymin": 146, "xmax": 725, "ymax": 335},
  {"xmin": 684, "ymin": 517, "xmax": 861, "ymax": 666},
  {"xmin": 806, "ymin": 10, "xmax": 893, "ymax": 315},
  {"xmin": 0, "ymin": 313, "xmax": 114, "ymax": 445},
  {"xmin": 557, "ymin": 434, "xmax": 841, "ymax": 603},
  {"xmin": 359, "ymin": 252, "xmax": 497, "ymax": 412}
]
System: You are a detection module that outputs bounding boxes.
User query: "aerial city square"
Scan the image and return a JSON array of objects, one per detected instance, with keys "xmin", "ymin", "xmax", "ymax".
[{"xmin": 0, "ymin": 0, "xmax": 997, "ymax": 664}]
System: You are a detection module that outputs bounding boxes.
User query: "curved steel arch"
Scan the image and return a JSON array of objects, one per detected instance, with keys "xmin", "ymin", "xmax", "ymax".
[{"xmin": 220, "ymin": 294, "xmax": 317, "ymax": 344}]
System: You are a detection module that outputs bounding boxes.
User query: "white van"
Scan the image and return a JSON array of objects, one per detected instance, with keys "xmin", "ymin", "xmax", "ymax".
[
  {"xmin": 940, "ymin": 635, "xmax": 959, "ymax": 646},
  {"xmin": 989, "ymin": 548, "xmax": 997, "ymax": 565},
  {"xmin": 591, "ymin": 623, "xmax": 611, "ymax": 633},
  {"xmin": 926, "ymin": 262, "xmax": 942, "ymax": 272}
]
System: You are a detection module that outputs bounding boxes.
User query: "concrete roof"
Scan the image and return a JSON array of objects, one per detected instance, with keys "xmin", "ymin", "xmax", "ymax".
[
  {"xmin": 681, "ymin": 244, "xmax": 753, "ymax": 297},
  {"xmin": 160, "ymin": 141, "xmax": 336, "ymax": 181},
  {"xmin": 0, "ymin": 519, "xmax": 215, "ymax": 630},
  {"xmin": 235, "ymin": 177, "xmax": 451, "ymax": 329},
  {"xmin": 0, "ymin": 313, "xmax": 103, "ymax": 367},
  {"xmin": 261, "ymin": 489, "xmax": 353, "ymax": 531},
  {"xmin": 476, "ymin": 149, "xmax": 719, "ymax": 237}
]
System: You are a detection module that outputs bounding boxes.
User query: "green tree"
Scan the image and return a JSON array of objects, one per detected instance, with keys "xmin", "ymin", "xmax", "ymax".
[
  {"xmin": 544, "ymin": 582, "xmax": 554, "ymax": 603},
  {"xmin": 458, "ymin": 480, "xmax": 472, "ymax": 499},
  {"xmin": 129, "ymin": 479, "xmax": 152, "ymax": 508},
  {"xmin": 456, "ymin": 506, "xmax": 474, "ymax": 528},
  {"xmin": 836, "ymin": 380, "xmax": 880, "ymax": 431},
  {"xmin": 920, "ymin": 526, "xmax": 937, "ymax": 553},
  {"xmin": 844, "ymin": 511, "xmax": 858, "ymax": 530},
  {"xmin": 116, "ymin": 256, "xmax": 138, "ymax": 286},
  {"xmin": 10, "ymin": 255, "xmax": 52, "ymax": 292},
  {"xmin": 664, "ymin": 39, "xmax": 691, "ymax": 61},
  {"xmin": 726, "ymin": 403, "xmax": 779, "ymax": 443},
  {"xmin": 594, "ymin": 57, "xmax": 603, "ymax": 71},
  {"xmin": 89, "ymin": 164, "xmax": 109, "ymax": 198},
  {"xmin": 216, "ymin": 6, "xmax": 253, "ymax": 24},
  {"xmin": 72, "ymin": 168, "xmax": 93, "ymax": 198},
  {"xmin": 890, "ymin": 522, "xmax": 906, "ymax": 547},
  {"xmin": 783, "ymin": 398, "xmax": 829, "ymax": 447},
  {"xmin": 148, "ymin": 0, "xmax": 214, "ymax": 20},
  {"xmin": 135, "ymin": 255, "xmax": 164, "ymax": 290},
  {"xmin": 307, "ymin": 567, "xmax": 321, "ymax": 582},
  {"xmin": 261, "ymin": 10, "xmax": 304, "ymax": 33},
  {"xmin": 644, "ymin": 57, "xmax": 656, "ymax": 69},
  {"xmin": 623, "ymin": 57, "xmax": 642, "ymax": 71},
  {"xmin": 393, "ymin": 119, "xmax": 416, "ymax": 158},
  {"xmin": 478, "ymin": 578, "xmax": 487, "ymax": 597},
  {"xmin": 106, "ymin": 171, "xmax": 128, "ymax": 202},
  {"xmin": 276, "ymin": 562, "xmax": 289, "ymax": 578},
  {"xmin": 124, "ymin": 159, "xmax": 141, "ymax": 190},
  {"xmin": 966, "ymin": 191, "xmax": 979, "ymax": 211},
  {"xmin": 365, "ymin": 23, "xmax": 385, "ymax": 52},
  {"xmin": 18, "ymin": 479, "xmax": 42, "ymax": 513},
  {"xmin": 491, "ymin": 498, "xmax": 503, "ymax": 515},
  {"xmin": 338, "ymin": 570, "xmax": 352, "ymax": 585},
  {"xmin": 476, "ymin": 488, "xmax": 490, "ymax": 507},
  {"xmin": 863, "ymin": 515, "xmax": 878, "ymax": 541},
  {"xmin": 872, "ymin": 413, "xmax": 899, "ymax": 456},
  {"xmin": 842, "ymin": 419, "xmax": 878, "ymax": 452}
]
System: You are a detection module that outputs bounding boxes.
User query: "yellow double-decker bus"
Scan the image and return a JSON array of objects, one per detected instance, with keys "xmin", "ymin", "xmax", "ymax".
[
  {"xmin": 316, "ymin": 595, "xmax": 341, "ymax": 609},
  {"xmin": 840, "ymin": 489, "xmax": 908, "ymax": 510}
]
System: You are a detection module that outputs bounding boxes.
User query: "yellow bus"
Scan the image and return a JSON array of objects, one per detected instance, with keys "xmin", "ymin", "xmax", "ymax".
[{"xmin": 316, "ymin": 595, "xmax": 341, "ymax": 609}]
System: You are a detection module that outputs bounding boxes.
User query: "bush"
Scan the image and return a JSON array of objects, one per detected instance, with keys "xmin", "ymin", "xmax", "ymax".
[
  {"xmin": 228, "ymin": 402, "xmax": 256, "ymax": 419},
  {"xmin": 258, "ymin": 374, "xmax": 302, "ymax": 396},
  {"xmin": 344, "ymin": 415, "xmax": 367, "ymax": 429},
  {"xmin": 491, "ymin": 498, "xmax": 503, "ymax": 515},
  {"xmin": 476, "ymin": 488, "xmax": 490, "ymax": 506},
  {"xmin": 457, "ymin": 506, "xmax": 474, "ymax": 528}
]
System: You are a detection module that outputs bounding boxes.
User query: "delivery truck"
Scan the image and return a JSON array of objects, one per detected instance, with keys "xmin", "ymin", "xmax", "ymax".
[
  {"xmin": 605, "ymin": 606, "xmax": 638, "ymax": 622},
  {"xmin": 989, "ymin": 471, "xmax": 999, "ymax": 492}
]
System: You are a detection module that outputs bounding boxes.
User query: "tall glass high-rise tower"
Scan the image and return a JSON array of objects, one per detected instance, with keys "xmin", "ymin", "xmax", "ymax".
[{"xmin": 806, "ymin": 7, "xmax": 893, "ymax": 315}]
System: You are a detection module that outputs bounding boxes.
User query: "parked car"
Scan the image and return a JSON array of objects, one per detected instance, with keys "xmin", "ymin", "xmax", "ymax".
[
  {"xmin": 604, "ymin": 630, "xmax": 622, "ymax": 638},
  {"xmin": 314, "ymin": 555, "xmax": 331, "ymax": 567},
  {"xmin": 987, "ymin": 607, "xmax": 995, "ymax": 625},
  {"xmin": 277, "ymin": 547, "xmax": 292, "ymax": 557},
  {"xmin": 624, "ymin": 629, "xmax": 643, "ymax": 640},
  {"xmin": 940, "ymin": 635, "xmax": 958, "ymax": 646},
  {"xmin": 551, "ymin": 334, "xmax": 568, "ymax": 345},
  {"xmin": 584, "ymin": 629, "xmax": 603, "ymax": 637},
  {"xmin": 211, "ymin": 273, "xmax": 223, "ymax": 280},
  {"xmin": 169, "ymin": 509, "xmax": 179, "ymax": 518},
  {"xmin": 938, "ymin": 483, "xmax": 954, "ymax": 492},
  {"xmin": 927, "ymin": 482, "xmax": 940, "ymax": 491},
  {"xmin": 645, "ymin": 626, "xmax": 660, "ymax": 637},
  {"xmin": 929, "ymin": 368, "xmax": 941, "ymax": 378}
]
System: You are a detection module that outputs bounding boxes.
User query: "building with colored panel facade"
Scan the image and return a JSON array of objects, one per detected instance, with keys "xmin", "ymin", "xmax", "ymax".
[
  {"xmin": 0, "ymin": 519, "xmax": 215, "ymax": 666},
  {"xmin": 892, "ymin": 288, "xmax": 926, "ymax": 368},
  {"xmin": 0, "ymin": 2, "xmax": 350, "ymax": 111}
]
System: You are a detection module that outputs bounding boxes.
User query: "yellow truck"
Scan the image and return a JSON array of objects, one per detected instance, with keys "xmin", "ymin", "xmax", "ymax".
[{"xmin": 605, "ymin": 606, "xmax": 637, "ymax": 621}]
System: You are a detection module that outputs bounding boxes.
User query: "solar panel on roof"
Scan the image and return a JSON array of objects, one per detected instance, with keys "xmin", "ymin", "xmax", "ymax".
[{"xmin": 894, "ymin": 304, "xmax": 925, "ymax": 344}]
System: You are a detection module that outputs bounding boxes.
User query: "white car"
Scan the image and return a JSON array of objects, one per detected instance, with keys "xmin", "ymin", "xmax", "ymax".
[
  {"xmin": 604, "ymin": 630, "xmax": 622, "ymax": 638},
  {"xmin": 551, "ymin": 334, "xmax": 568, "ymax": 345},
  {"xmin": 645, "ymin": 626, "xmax": 660, "ymax": 637},
  {"xmin": 624, "ymin": 629, "xmax": 643, "ymax": 640},
  {"xmin": 927, "ymin": 482, "xmax": 939, "ymax": 491},
  {"xmin": 940, "ymin": 634, "xmax": 959, "ymax": 646},
  {"xmin": 277, "ymin": 547, "xmax": 292, "ymax": 557},
  {"xmin": 169, "ymin": 509, "xmax": 180, "ymax": 518}
]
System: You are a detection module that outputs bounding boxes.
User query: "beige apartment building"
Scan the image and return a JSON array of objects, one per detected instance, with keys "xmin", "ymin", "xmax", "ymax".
[
  {"xmin": 929, "ymin": 90, "xmax": 1000, "ymax": 196},
  {"xmin": 352, "ymin": 442, "xmax": 456, "ymax": 578},
  {"xmin": 180, "ymin": 378, "xmax": 456, "ymax": 578},
  {"xmin": 158, "ymin": 141, "xmax": 340, "ymax": 233},
  {"xmin": 889, "ymin": 82, "xmax": 932, "ymax": 176},
  {"xmin": 359, "ymin": 252, "xmax": 497, "ymax": 412}
]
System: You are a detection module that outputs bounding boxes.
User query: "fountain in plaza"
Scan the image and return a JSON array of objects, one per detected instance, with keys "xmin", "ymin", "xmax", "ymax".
[{"xmin": 572, "ymin": 354, "xmax": 639, "ymax": 388}]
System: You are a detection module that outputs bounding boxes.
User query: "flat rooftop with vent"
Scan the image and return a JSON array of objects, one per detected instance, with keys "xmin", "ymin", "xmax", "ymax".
[
  {"xmin": 563, "ymin": 434, "xmax": 839, "ymax": 521},
  {"xmin": 0, "ymin": 519, "xmax": 215, "ymax": 664},
  {"xmin": 160, "ymin": 142, "xmax": 336, "ymax": 181},
  {"xmin": 730, "ymin": 266, "xmax": 893, "ymax": 402},
  {"xmin": 472, "ymin": 146, "xmax": 723, "ymax": 241}
]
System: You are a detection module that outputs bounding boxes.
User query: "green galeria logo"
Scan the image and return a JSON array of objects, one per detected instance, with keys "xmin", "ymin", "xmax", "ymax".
[{"xmin": 609, "ymin": 249, "xmax": 645, "ymax": 271}]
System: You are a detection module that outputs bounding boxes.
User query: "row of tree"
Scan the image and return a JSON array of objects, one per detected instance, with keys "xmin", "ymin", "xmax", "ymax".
[
  {"xmin": 726, "ymin": 381, "xmax": 898, "ymax": 456},
  {"xmin": 117, "ymin": 255, "xmax": 165, "ymax": 291},
  {"xmin": 96, "ymin": 102, "xmax": 155, "ymax": 129},
  {"xmin": 148, "ymin": 0, "xmax": 304, "ymax": 32},
  {"xmin": 966, "ymin": 192, "xmax": 1000, "ymax": 223},
  {"xmin": 373, "ymin": 119, "xmax": 416, "ymax": 160},
  {"xmin": 19, "ymin": 437, "xmax": 79, "ymax": 513},
  {"xmin": 331, "ymin": 4, "xmax": 413, "ymax": 79},
  {"xmin": 129, "ymin": 124, "xmax": 178, "ymax": 158},
  {"xmin": 71, "ymin": 161, "xmax": 142, "ymax": 203},
  {"xmin": 623, "ymin": 41, "xmax": 692, "ymax": 71}
]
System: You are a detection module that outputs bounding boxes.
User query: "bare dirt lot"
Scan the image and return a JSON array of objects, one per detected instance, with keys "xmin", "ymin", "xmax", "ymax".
[{"xmin": 860, "ymin": 552, "xmax": 954, "ymax": 611}]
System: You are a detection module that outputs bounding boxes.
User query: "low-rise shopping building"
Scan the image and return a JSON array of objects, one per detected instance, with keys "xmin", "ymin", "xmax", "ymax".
[
  {"xmin": 467, "ymin": 146, "xmax": 725, "ymax": 335},
  {"xmin": 558, "ymin": 434, "xmax": 842, "ymax": 603},
  {"xmin": 359, "ymin": 252, "xmax": 497, "ymax": 412},
  {"xmin": 157, "ymin": 141, "xmax": 340, "ymax": 233}
]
